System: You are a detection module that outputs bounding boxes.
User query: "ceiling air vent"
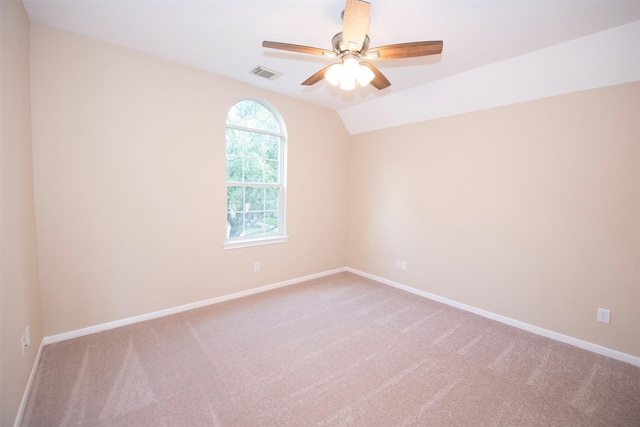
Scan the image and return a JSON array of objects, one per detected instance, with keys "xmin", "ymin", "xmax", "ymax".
[{"xmin": 251, "ymin": 65, "xmax": 281, "ymax": 80}]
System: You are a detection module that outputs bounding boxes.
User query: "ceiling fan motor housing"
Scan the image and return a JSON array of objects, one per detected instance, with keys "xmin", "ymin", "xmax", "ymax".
[{"xmin": 332, "ymin": 32, "xmax": 370, "ymax": 56}]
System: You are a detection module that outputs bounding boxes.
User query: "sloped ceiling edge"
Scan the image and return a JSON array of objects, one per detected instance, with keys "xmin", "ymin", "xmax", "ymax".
[{"xmin": 339, "ymin": 21, "xmax": 640, "ymax": 135}]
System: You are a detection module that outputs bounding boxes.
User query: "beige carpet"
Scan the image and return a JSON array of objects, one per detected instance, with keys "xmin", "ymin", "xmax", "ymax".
[{"xmin": 22, "ymin": 272, "xmax": 640, "ymax": 426}]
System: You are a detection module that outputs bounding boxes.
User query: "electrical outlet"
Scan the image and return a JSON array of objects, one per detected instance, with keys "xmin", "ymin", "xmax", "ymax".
[
  {"xmin": 395, "ymin": 260, "xmax": 401, "ymax": 269},
  {"xmin": 400, "ymin": 261, "xmax": 407, "ymax": 271},
  {"xmin": 25, "ymin": 326, "xmax": 31, "ymax": 346},
  {"xmin": 254, "ymin": 262, "xmax": 260, "ymax": 272},
  {"xmin": 597, "ymin": 308, "xmax": 611, "ymax": 324}
]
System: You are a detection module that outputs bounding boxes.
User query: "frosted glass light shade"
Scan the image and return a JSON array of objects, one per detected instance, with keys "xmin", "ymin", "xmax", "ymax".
[
  {"xmin": 343, "ymin": 57, "xmax": 359, "ymax": 79},
  {"xmin": 324, "ymin": 56, "xmax": 373, "ymax": 90},
  {"xmin": 325, "ymin": 63, "xmax": 343, "ymax": 86},
  {"xmin": 357, "ymin": 65, "xmax": 375, "ymax": 86},
  {"xmin": 340, "ymin": 57, "xmax": 359, "ymax": 91},
  {"xmin": 339, "ymin": 76, "xmax": 356, "ymax": 90}
]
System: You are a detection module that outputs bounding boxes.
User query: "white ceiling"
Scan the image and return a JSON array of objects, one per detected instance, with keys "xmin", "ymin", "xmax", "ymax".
[{"xmin": 23, "ymin": 0, "xmax": 640, "ymax": 112}]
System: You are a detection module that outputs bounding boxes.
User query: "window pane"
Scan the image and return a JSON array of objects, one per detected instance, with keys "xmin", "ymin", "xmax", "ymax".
[
  {"xmin": 243, "ymin": 158, "xmax": 263, "ymax": 183},
  {"xmin": 246, "ymin": 136, "xmax": 263, "ymax": 158},
  {"xmin": 226, "ymin": 104, "xmax": 241, "ymax": 125},
  {"xmin": 265, "ymin": 187, "xmax": 279, "ymax": 211},
  {"xmin": 227, "ymin": 211, "xmax": 244, "ymax": 238},
  {"xmin": 226, "ymin": 102, "xmax": 254, "ymax": 129},
  {"xmin": 244, "ymin": 118, "xmax": 261, "ymax": 130},
  {"xmin": 264, "ymin": 137, "xmax": 279, "ymax": 160},
  {"xmin": 225, "ymin": 129, "xmax": 243, "ymax": 156},
  {"xmin": 226, "ymin": 155, "xmax": 243, "ymax": 182},
  {"xmin": 265, "ymin": 212, "xmax": 279, "ymax": 235},
  {"xmin": 262, "ymin": 116, "xmax": 279, "ymax": 133},
  {"xmin": 227, "ymin": 186, "xmax": 243, "ymax": 212},
  {"xmin": 226, "ymin": 100, "xmax": 281, "ymax": 133},
  {"xmin": 264, "ymin": 160, "xmax": 279, "ymax": 184},
  {"xmin": 227, "ymin": 186, "xmax": 245, "ymax": 238},
  {"xmin": 244, "ymin": 212, "xmax": 266, "ymax": 236},
  {"xmin": 245, "ymin": 187, "xmax": 264, "ymax": 212}
]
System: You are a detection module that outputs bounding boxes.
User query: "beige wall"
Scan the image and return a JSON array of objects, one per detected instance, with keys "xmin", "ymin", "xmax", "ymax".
[
  {"xmin": 0, "ymin": 1, "xmax": 44, "ymax": 425},
  {"xmin": 29, "ymin": 24, "xmax": 350, "ymax": 336},
  {"xmin": 348, "ymin": 82, "xmax": 640, "ymax": 357}
]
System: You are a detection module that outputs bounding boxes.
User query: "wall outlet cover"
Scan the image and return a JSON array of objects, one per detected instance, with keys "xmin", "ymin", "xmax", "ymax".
[{"xmin": 597, "ymin": 308, "xmax": 611, "ymax": 324}]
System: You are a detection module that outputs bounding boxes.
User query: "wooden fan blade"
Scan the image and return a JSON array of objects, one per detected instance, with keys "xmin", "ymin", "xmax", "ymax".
[
  {"xmin": 342, "ymin": 0, "xmax": 370, "ymax": 52},
  {"xmin": 262, "ymin": 41, "xmax": 336, "ymax": 57},
  {"xmin": 360, "ymin": 62, "xmax": 391, "ymax": 90},
  {"xmin": 365, "ymin": 41, "xmax": 443, "ymax": 60},
  {"xmin": 301, "ymin": 64, "xmax": 334, "ymax": 86}
]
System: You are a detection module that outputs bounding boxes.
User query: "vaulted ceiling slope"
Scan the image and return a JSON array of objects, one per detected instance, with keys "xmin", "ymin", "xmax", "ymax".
[{"xmin": 23, "ymin": 1, "xmax": 640, "ymax": 134}]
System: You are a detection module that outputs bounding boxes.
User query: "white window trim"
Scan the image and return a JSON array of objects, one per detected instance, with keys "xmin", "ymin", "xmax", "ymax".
[
  {"xmin": 223, "ymin": 235, "xmax": 289, "ymax": 251},
  {"xmin": 225, "ymin": 124, "xmax": 283, "ymax": 138},
  {"xmin": 224, "ymin": 99, "xmax": 287, "ymax": 250}
]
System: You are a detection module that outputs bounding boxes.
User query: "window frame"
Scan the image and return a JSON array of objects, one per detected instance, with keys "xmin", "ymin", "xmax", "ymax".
[{"xmin": 223, "ymin": 99, "xmax": 288, "ymax": 250}]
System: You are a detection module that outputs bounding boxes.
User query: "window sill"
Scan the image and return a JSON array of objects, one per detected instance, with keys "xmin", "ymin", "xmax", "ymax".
[{"xmin": 223, "ymin": 235, "xmax": 289, "ymax": 250}]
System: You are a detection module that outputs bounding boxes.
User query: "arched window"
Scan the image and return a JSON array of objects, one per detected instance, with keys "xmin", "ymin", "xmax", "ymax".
[{"xmin": 224, "ymin": 99, "xmax": 287, "ymax": 249}]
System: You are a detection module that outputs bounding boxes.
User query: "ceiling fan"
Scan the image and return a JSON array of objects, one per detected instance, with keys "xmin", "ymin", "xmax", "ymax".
[{"xmin": 262, "ymin": 0, "xmax": 443, "ymax": 91}]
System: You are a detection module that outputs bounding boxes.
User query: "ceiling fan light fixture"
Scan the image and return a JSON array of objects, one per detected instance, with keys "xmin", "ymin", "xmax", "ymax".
[
  {"xmin": 325, "ymin": 63, "xmax": 343, "ymax": 86},
  {"xmin": 325, "ymin": 55, "xmax": 374, "ymax": 90},
  {"xmin": 339, "ymin": 75, "xmax": 357, "ymax": 91},
  {"xmin": 343, "ymin": 56, "xmax": 359, "ymax": 75},
  {"xmin": 357, "ymin": 64, "xmax": 375, "ymax": 86},
  {"xmin": 338, "ymin": 56, "xmax": 359, "ymax": 90}
]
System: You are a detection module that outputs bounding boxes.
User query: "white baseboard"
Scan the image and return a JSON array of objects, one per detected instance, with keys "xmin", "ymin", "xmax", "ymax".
[
  {"xmin": 13, "ymin": 338, "xmax": 45, "ymax": 427},
  {"xmin": 41, "ymin": 265, "xmax": 640, "ymax": 368},
  {"xmin": 346, "ymin": 267, "xmax": 640, "ymax": 368},
  {"xmin": 43, "ymin": 267, "xmax": 347, "ymax": 345}
]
